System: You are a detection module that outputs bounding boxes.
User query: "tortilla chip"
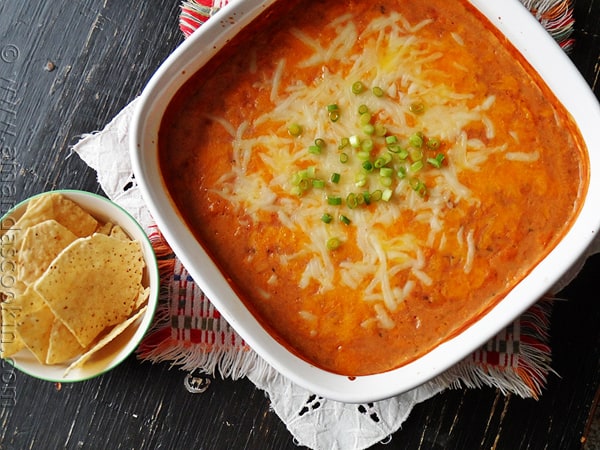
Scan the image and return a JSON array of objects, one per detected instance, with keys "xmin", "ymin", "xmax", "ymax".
[
  {"xmin": 17, "ymin": 220, "xmax": 78, "ymax": 285},
  {"xmin": 135, "ymin": 286, "xmax": 150, "ymax": 309},
  {"xmin": 12, "ymin": 193, "xmax": 98, "ymax": 246},
  {"xmin": 17, "ymin": 305, "xmax": 55, "ymax": 364},
  {"xmin": 34, "ymin": 233, "xmax": 145, "ymax": 348},
  {"xmin": 0, "ymin": 285, "xmax": 47, "ymax": 358},
  {"xmin": 0, "ymin": 233, "xmax": 25, "ymax": 297},
  {"xmin": 95, "ymin": 222, "xmax": 114, "ymax": 235},
  {"xmin": 109, "ymin": 225, "xmax": 130, "ymax": 241},
  {"xmin": 64, "ymin": 306, "xmax": 147, "ymax": 377},
  {"xmin": 1, "ymin": 301, "xmax": 24, "ymax": 357},
  {"xmin": 46, "ymin": 320, "xmax": 84, "ymax": 365}
]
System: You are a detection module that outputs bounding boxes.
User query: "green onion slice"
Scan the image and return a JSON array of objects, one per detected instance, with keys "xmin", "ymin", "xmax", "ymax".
[
  {"xmin": 410, "ymin": 160, "xmax": 424, "ymax": 172},
  {"xmin": 327, "ymin": 195, "xmax": 342, "ymax": 205},
  {"xmin": 409, "ymin": 133, "xmax": 424, "ymax": 148},
  {"xmin": 349, "ymin": 135, "xmax": 361, "ymax": 148},
  {"xmin": 327, "ymin": 237, "xmax": 342, "ymax": 250},
  {"xmin": 288, "ymin": 123, "xmax": 302, "ymax": 136},
  {"xmin": 426, "ymin": 153, "xmax": 445, "ymax": 168},
  {"xmin": 346, "ymin": 193, "xmax": 358, "ymax": 209},
  {"xmin": 352, "ymin": 82, "xmax": 365, "ymax": 95},
  {"xmin": 379, "ymin": 167, "xmax": 393, "ymax": 177},
  {"xmin": 372, "ymin": 86, "xmax": 384, "ymax": 97}
]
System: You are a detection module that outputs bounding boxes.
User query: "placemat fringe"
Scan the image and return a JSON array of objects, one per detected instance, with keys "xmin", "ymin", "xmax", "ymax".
[
  {"xmin": 138, "ymin": 225, "xmax": 266, "ymax": 380},
  {"xmin": 439, "ymin": 299, "xmax": 553, "ymax": 399}
]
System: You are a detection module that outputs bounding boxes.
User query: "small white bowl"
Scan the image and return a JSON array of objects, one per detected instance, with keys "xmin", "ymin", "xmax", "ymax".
[
  {"xmin": 0, "ymin": 190, "xmax": 159, "ymax": 382},
  {"xmin": 130, "ymin": 0, "xmax": 600, "ymax": 402}
]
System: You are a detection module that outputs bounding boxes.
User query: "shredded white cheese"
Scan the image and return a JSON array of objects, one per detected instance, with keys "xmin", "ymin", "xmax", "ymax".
[{"xmin": 212, "ymin": 12, "xmax": 515, "ymax": 329}]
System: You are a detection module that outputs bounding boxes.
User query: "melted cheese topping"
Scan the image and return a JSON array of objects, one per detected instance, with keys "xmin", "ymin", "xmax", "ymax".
[
  {"xmin": 212, "ymin": 13, "xmax": 505, "ymax": 328},
  {"xmin": 159, "ymin": 0, "xmax": 587, "ymax": 375}
]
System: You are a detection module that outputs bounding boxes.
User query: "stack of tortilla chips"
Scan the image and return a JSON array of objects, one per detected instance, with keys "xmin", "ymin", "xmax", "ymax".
[{"xmin": 0, "ymin": 193, "xmax": 149, "ymax": 376}]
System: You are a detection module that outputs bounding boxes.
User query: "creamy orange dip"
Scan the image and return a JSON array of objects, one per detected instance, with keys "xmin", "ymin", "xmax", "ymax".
[{"xmin": 159, "ymin": 0, "xmax": 588, "ymax": 375}]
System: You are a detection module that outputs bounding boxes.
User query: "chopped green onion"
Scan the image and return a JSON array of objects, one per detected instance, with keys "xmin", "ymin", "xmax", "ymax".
[
  {"xmin": 310, "ymin": 146, "xmax": 322, "ymax": 155},
  {"xmin": 349, "ymin": 135, "xmax": 361, "ymax": 148},
  {"xmin": 363, "ymin": 123, "xmax": 375, "ymax": 135},
  {"xmin": 397, "ymin": 166, "xmax": 408, "ymax": 179},
  {"xmin": 321, "ymin": 213, "xmax": 333, "ymax": 224},
  {"xmin": 312, "ymin": 179, "xmax": 325, "ymax": 188},
  {"xmin": 339, "ymin": 137, "xmax": 350, "ymax": 149},
  {"xmin": 346, "ymin": 193, "xmax": 358, "ymax": 209},
  {"xmin": 306, "ymin": 166, "xmax": 317, "ymax": 178},
  {"xmin": 327, "ymin": 104, "xmax": 340, "ymax": 122},
  {"xmin": 362, "ymin": 161, "xmax": 374, "ymax": 172},
  {"xmin": 410, "ymin": 160, "xmax": 424, "ymax": 172},
  {"xmin": 288, "ymin": 123, "xmax": 302, "ymax": 136},
  {"xmin": 361, "ymin": 139, "xmax": 374, "ymax": 152},
  {"xmin": 363, "ymin": 191, "xmax": 372, "ymax": 205},
  {"xmin": 339, "ymin": 152, "xmax": 349, "ymax": 164},
  {"xmin": 379, "ymin": 167, "xmax": 394, "ymax": 177},
  {"xmin": 291, "ymin": 172, "xmax": 303, "ymax": 186},
  {"xmin": 327, "ymin": 237, "xmax": 342, "ymax": 250},
  {"xmin": 298, "ymin": 178, "xmax": 310, "ymax": 191},
  {"xmin": 356, "ymin": 193, "xmax": 365, "ymax": 205},
  {"xmin": 382, "ymin": 188, "xmax": 393, "ymax": 201},
  {"xmin": 327, "ymin": 195, "xmax": 342, "ymax": 205},
  {"xmin": 357, "ymin": 150, "xmax": 371, "ymax": 161},
  {"xmin": 409, "ymin": 132, "xmax": 424, "ymax": 148},
  {"xmin": 330, "ymin": 172, "xmax": 341, "ymax": 183},
  {"xmin": 355, "ymin": 173, "xmax": 368, "ymax": 187},
  {"xmin": 372, "ymin": 86, "xmax": 384, "ymax": 97},
  {"xmin": 427, "ymin": 153, "xmax": 445, "ymax": 168},
  {"xmin": 371, "ymin": 190, "xmax": 383, "ymax": 202},
  {"xmin": 359, "ymin": 112, "xmax": 372, "ymax": 125},
  {"xmin": 380, "ymin": 175, "xmax": 393, "ymax": 187},
  {"xmin": 358, "ymin": 104, "xmax": 369, "ymax": 115},
  {"xmin": 386, "ymin": 135, "xmax": 398, "ymax": 145},
  {"xmin": 409, "ymin": 148, "xmax": 423, "ymax": 161},
  {"xmin": 374, "ymin": 153, "xmax": 392, "ymax": 168},
  {"xmin": 314, "ymin": 138, "xmax": 326, "ymax": 148},
  {"xmin": 352, "ymin": 82, "xmax": 365, "ymax": 95},
  {"xmin": 410, "ymin": 178, "xmax": 427, "ymax": 196},
  {"xmin": 340, "ymin": 214, "xmax": 351, "ymax": 225},
  {"xmin": 397, "ymin": 148, "xmax": 409, "ymax": 160},
  {"xmin": 374, "ymin": 124, "xmax": 387, "ymax": 137}
]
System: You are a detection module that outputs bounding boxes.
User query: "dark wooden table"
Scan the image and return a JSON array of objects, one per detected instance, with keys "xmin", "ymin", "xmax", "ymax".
[{"xmin": 1, "ymin": 1, "xmax": 598, "ymax": 449}]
